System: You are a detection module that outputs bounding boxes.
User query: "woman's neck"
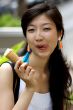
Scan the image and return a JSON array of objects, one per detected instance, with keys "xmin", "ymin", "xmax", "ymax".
[
  {"xmin": 29, "ymin": 52, "xmax": 49, "ymax": 72},
  {"xmin": 29, "ymin": 52, "xmax": 50, "ymax": 93}
]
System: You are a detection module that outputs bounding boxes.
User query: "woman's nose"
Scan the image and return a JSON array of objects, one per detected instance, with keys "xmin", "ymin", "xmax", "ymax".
[{"xmin": 35, "ymin": 30, "xmax": 43, "ymax": 41}]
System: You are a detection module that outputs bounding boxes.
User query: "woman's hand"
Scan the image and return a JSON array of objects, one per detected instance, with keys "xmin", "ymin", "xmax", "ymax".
[{"xmin": 14, "ymin": 59, "xmax": 41, "ymax": 92}]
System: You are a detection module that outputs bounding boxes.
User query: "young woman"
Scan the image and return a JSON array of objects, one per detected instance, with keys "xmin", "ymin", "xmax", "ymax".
[{"xmin": 0, "ymin": 2, "xmax": 72, "ymax": 110}]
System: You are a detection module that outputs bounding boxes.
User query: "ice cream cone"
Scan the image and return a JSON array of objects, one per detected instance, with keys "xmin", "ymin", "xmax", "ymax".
[{"xmin": 4, "ymin": 48, "xmax": 19, "ymax": 63}]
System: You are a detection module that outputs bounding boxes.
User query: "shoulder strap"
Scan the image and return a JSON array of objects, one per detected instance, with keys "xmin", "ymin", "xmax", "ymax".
[
  {"xmin": 10, "ymin": 62, "xmax": 20, "ymax": 104},
  {"xmin": 1, "ymin": 62, "xmax": 20, "ymax": 104}
]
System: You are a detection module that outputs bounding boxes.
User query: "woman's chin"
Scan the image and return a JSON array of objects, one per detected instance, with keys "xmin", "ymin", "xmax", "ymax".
[{"xmin": 37, "ymin": 52, "xmax": 50, "ymax": 59}]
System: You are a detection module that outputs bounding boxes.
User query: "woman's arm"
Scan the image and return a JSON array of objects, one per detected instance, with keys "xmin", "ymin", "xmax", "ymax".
[
  {"xmin": 0, "ymin": 63, "xmax": 14, "ymax": 110},
  {"xmin": 12, "ymin": 59, "xmax": 42, "ymax": 110},
  {"xmin": 12, "ymin": 87, "xmax": 34, "ymax": 110}
]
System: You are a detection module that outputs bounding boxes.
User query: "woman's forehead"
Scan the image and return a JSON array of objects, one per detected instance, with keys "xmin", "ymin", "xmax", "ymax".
[{"xmin": 28, "ymin": 14, "xmax": 55, "ymax": 26}]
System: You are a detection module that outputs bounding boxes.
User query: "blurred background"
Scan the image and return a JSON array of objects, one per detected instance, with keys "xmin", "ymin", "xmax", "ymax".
[
  {"xmin": 0, "ymin": 0, "xmax": 73, "ymax": 65},
  {"xmin": 0, "ymin": 0, "xmax": 73, "ymax": 104}
]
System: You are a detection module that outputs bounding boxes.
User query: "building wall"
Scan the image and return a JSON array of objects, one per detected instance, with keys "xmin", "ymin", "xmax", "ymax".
[{"xmin": 0, "ymin": 27, "xmax": 24, "ymax": 48}]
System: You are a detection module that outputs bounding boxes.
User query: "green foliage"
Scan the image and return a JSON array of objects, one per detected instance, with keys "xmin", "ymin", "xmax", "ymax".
[
  {"xmin": 0, "ymin": 13, "xmax": 23, "ymax": 65},
  {"xmin": 0, "ymin": 41, "xmax": 25, "ymax": 65},
  {"xmin": 0, "ymin": 13, "xmax": 21, "ymax": 27},
  {"xmin": 69, "ymin": 92, "xmax": 73, "ymax": 104}
]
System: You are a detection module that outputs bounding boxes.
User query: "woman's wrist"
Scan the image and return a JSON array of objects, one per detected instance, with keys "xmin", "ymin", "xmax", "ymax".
[{"xmin": 25, "ymin": 87, "xmax": 35, "ymax": 94}]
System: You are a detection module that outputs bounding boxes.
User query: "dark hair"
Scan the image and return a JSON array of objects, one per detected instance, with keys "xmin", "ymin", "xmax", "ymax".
[
  {"xmin": 21, "ymin": 3, "xmax": 72, "ymax": 110},
  {"xmin": 21, "ymin": 3, "xmax": 64, "ymax": 39},
  {"xmin": 49, "ymin": 45, "xmax": 71, "ymax": 110}
]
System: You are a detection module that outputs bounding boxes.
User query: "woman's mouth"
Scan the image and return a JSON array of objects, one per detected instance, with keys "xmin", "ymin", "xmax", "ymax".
[{"xmin": 36, "ymin": 45, "xmax": 48, "ymax": 51}]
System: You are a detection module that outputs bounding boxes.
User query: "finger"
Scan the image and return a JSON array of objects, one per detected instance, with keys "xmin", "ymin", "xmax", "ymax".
[
  {"xmin": 25, "ymin": 65, "xmax": 32, "ymax": 75},
  {"xmin": 14, "ymin": 59, "xmax": 23, "ymax": 77},
  {"xmin": 21, "ymin": 66, "xmax": 33, "ymax": 81},
  {"xmin": 14, "ymin": 62, "xmax": 29, "ymax": 81},
  {"xmin": 19, "ymin": 62, "xmax": 28, "ymax": 73},
  {"xmin": 14, "ymin": 59, "xmax": 22, "ymax": 70},
  {"xmin": 30, "ymin": 69, "xmax": 40, "ymax": 81},
  {"xmin": 28, "ymin": 69, "xmax": 35, "ymax": 78}
]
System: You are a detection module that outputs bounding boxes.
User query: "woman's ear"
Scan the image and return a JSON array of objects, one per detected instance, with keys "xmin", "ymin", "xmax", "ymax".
[
  {"xmin": 58, "ymin": 30, "xmax": 63, "ymax": 40},
  {"xmin": 27, "ymin": 45, "xmax": 30, "ymax": 52},
  {"xmin": 58, "ymin": 31, "xmax": 63, "ymax": 49}
]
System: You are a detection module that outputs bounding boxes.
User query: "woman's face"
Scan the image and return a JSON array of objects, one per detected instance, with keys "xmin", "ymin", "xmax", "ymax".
[{"xmin": 26, "ymin": 14, "xmax": 60, "ymax": 58}]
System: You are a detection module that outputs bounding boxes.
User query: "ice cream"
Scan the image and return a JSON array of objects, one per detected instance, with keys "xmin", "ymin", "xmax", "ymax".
[{"xmin": 4, "ymin": 48, "xmax": 19, "ymax": 63}]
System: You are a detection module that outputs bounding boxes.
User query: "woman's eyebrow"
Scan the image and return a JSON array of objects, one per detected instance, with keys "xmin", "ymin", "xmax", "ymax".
[
  {"xmin": 42, "ymin": 23, "xmax": 52, "ymax": 26},
  {"xmin": 28, "ymin": 24, "xmax": 35, "ymax": 27},
  {"xmin": 28, "ymin": 23, "xmax": 52, "ymax": 27}
]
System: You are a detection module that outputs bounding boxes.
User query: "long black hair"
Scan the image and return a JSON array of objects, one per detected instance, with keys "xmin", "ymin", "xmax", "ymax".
[{"xmin": 21, "ymin": 2, "xmax": 72, "ymax": 110}]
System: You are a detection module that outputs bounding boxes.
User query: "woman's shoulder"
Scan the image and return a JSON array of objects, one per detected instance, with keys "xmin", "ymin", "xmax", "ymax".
[
  {"xmin": 0, "ymin": 62, "xmax": 13, "ymax": 74},
  {"xmin": 0, "ymin": 62, "xmax": 13, "ymax": 87}
]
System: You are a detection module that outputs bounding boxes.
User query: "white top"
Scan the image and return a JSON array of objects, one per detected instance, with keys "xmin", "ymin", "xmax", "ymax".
[{"xmin": 19, "ymin": 79, "xmax": 52, "ymax": 110}]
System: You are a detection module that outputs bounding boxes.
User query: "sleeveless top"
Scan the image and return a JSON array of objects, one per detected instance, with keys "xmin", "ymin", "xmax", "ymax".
[
  {"xmin": 2, "ymin": 52, "xmax": 52, "ymax": 110},
  {"xmin": 19, "ymin": 79, "xmax": 52, "ymax": 110},
  {"xmin": 11, "ymin": 62, "xmax": 52, "ymax": 110},
  {"xmin": 19, "ymin": 52, "xmax": 52, "ymax": 110}
]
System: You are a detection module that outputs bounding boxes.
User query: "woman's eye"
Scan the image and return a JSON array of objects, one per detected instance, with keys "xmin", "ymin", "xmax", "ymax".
[
  {"xmin": 27, "ymin": 29, "xmax": 35, "ymax": 33},
  {"xmin": 43, "ymin": 28, "xmax": 51, "ymax": 31}
]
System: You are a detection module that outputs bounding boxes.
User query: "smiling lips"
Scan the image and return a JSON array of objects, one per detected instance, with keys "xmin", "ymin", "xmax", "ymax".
[{"xmin": 36, "ymin": 44, "xmax": 48, "ymax": 51}]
